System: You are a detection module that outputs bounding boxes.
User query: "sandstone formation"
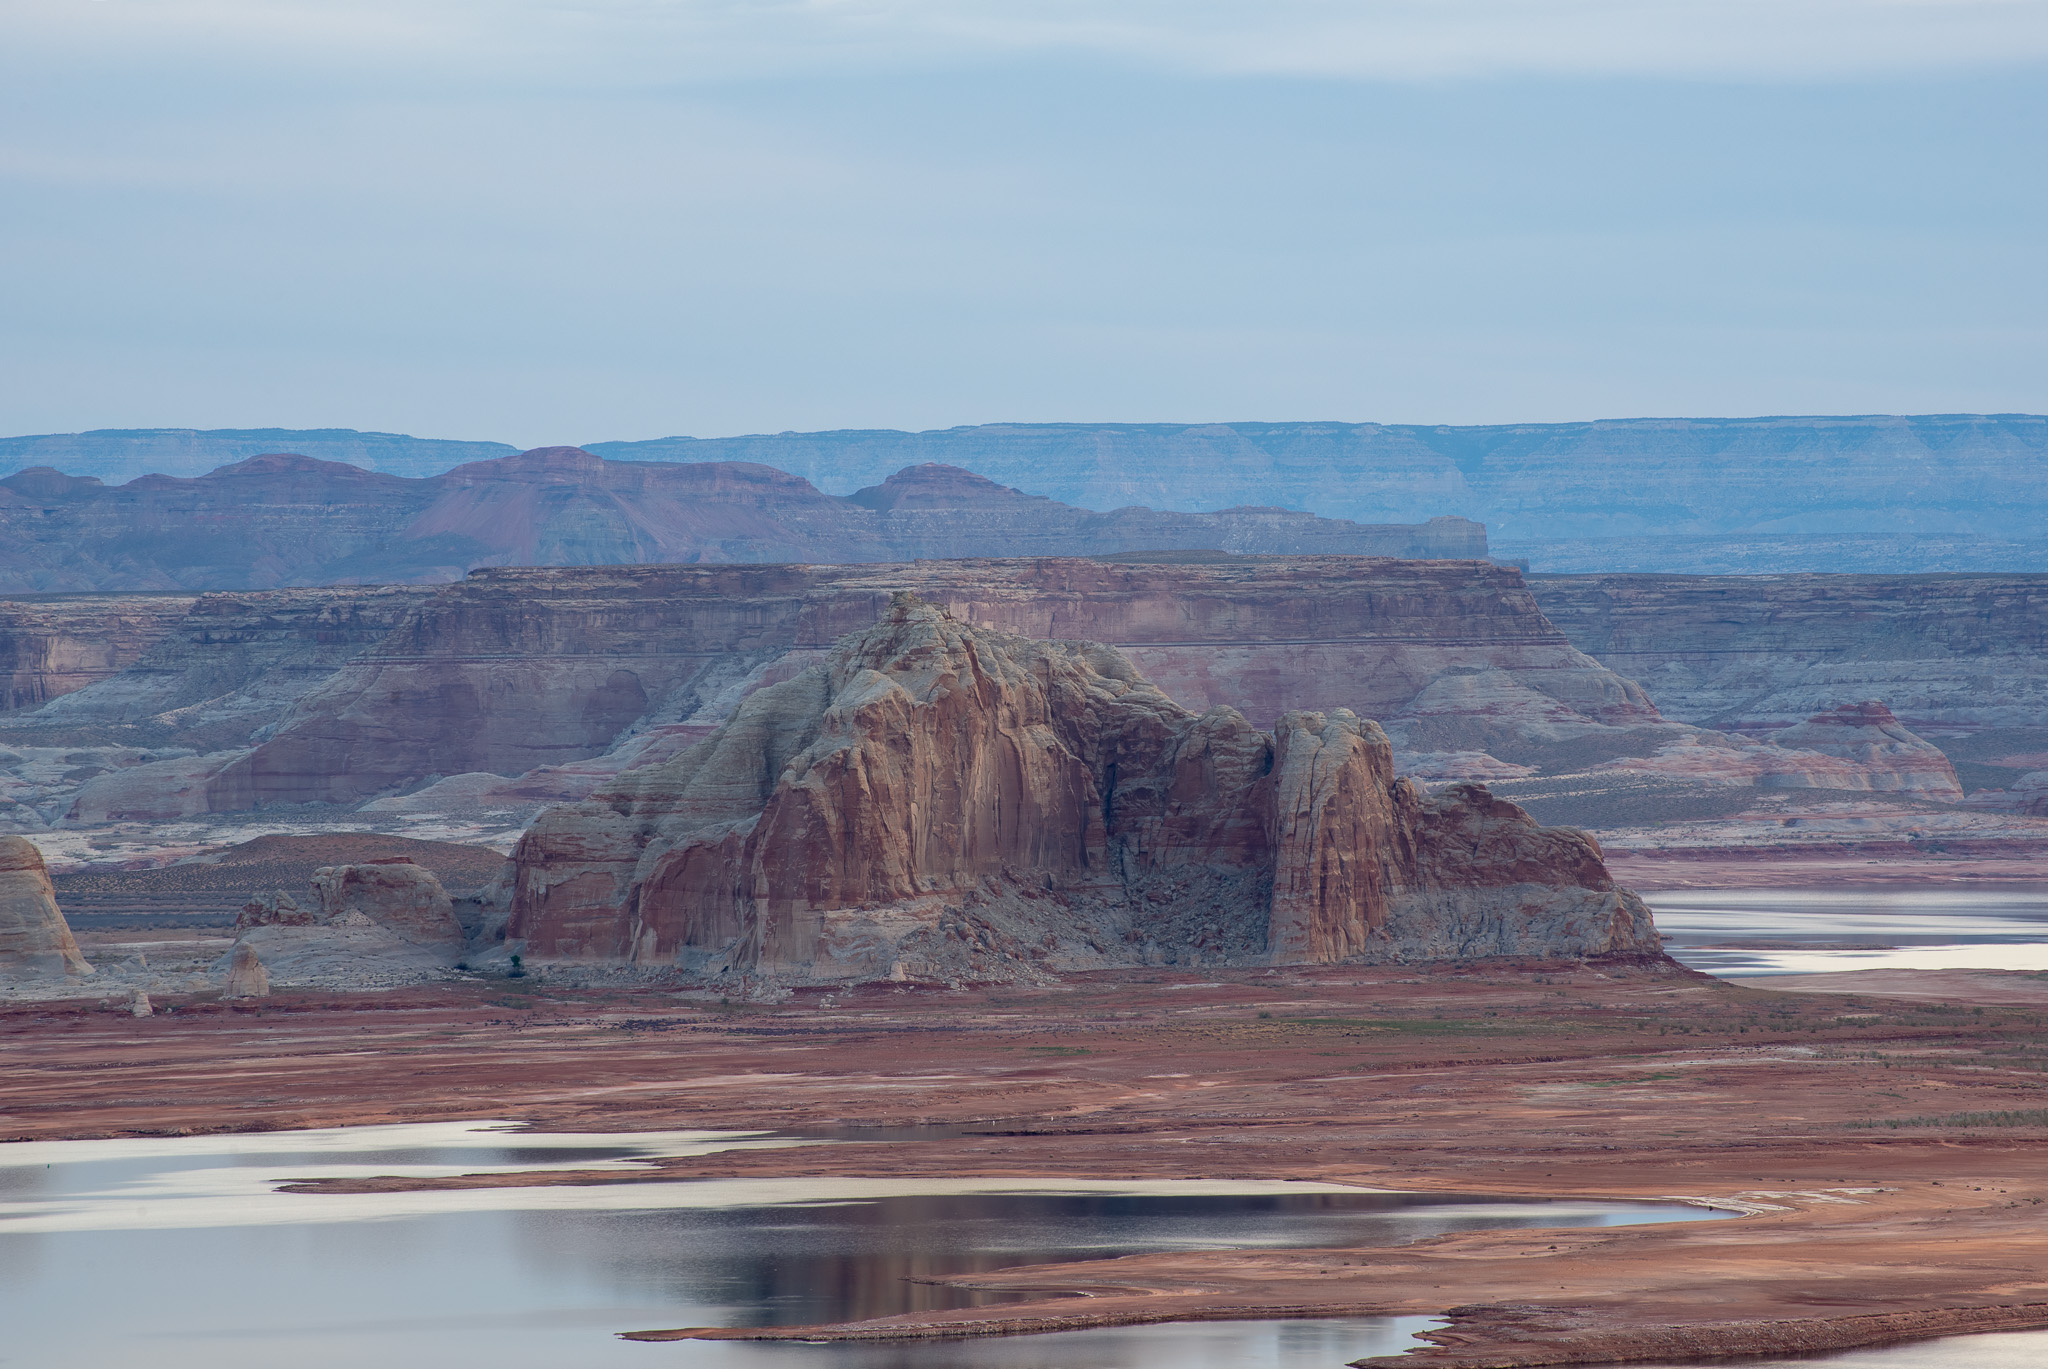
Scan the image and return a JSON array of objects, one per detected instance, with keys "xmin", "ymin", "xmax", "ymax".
[
  {"xmin": 222, "ymin": 940, "xmax": 270, "ymax": 998},
  {"xmin": 220, "ymin": 859, "xmax": 467, "ymax": 985},
  {"xmin": 0, "ymin": 835, "xmax": 92, "ymax": 977},
  {"xmin": 0, "ymin": 594, "xmax": 194, "ymax": 710},
  {"xmin": 310, "ymin": 860, "xmax": 463, "ymax": 947},
  {"xmin": 213, "ymin": 556, "xmax": 1657, "ymax": 809},
  {"xmin": 0, "ymin": 448, "xmax": 1482, "ymax": 593},
  {"xmin": 237, "ymin": 891, "xmax": 314, "ymax": 929},
  {"xmin": 1961, "ymin": 771, "xmax": 2048, "ymax": 817},
  {"xmin": 507, "ymin": 599, "xmax": 1657, "ymax": 980},
  {"xmin": 1768, "ymin": 703, "xmax": 1964, "ymax": 798},
  {"xmin": 14, "ymin": 559, "xmax": 2027, "ymax": 833},
  {"xmin": 0, "ymin": 585, "xmax": 434, "ymax": 829},
  {"xmin": 1589, "ymin": 703, "xmax": 1965, "ymax": 799},
  {"xmin": 1529, "ymin": 573, "xmax": 2048, "ymax": 733}
]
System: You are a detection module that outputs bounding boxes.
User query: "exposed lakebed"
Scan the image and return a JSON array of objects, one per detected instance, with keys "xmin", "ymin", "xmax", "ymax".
[{"xmin": 0, "ymin": 1121, "xmax": 1722, "ymax": 1369}]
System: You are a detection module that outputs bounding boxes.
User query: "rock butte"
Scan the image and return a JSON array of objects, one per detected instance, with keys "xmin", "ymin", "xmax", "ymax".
[
  {"xmin": 0, "ymin": 835, "xmax": 91, "ymax": 978},
  {"xmin": 508, "ymin": 597, "xmax": 1656, "ymax": 978}
]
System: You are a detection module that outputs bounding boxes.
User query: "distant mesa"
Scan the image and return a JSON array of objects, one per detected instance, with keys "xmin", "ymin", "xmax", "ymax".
[
  {"xmin": 0, "ymin": 446, "xmax": 1485, "ymax": 594},
  {"xmin": 506, "ymin": 598, "xmax": 1658, "ymax": 981}
]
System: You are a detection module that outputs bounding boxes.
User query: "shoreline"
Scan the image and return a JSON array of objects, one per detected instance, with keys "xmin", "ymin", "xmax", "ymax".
[{"xmin": 11, "ymin": 961, "xmax": 2048, "ymax": 1366}]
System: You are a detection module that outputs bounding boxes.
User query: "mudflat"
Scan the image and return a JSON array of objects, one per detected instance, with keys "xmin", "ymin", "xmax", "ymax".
[{"xmin": 9, "ymin": 960, "xmax": 2048, "ymax": 1365}]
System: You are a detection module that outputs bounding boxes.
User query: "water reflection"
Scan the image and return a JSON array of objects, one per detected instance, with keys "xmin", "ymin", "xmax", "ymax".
[
  {"xmin": 1647, "ymin": 886, "xmax": 2048, "ymax": 975},
  {"xmin": 510, "ymin": 1191, "xmax": 1683, "ymax": 1326},
  {"xmin": 0, "ymin": 1127, "xmax": 1722, "ymax": 1369}
]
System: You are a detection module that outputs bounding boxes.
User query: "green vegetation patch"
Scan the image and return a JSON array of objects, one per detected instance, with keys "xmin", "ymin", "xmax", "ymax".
[{"xmin": 1849, "ymin": 1109, "xmax": 2048, "ymax": 1130}]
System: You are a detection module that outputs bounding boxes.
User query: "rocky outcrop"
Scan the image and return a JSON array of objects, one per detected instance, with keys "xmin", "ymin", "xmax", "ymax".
[
  {"xmin": 219, "ymin": 859, "xmax": 465, "ymax": 985},
  {"xmin": 506, "ymin": 599, "xmax": 1657, "ymax": 979},
  {"xmin": 310, "ymin": 860, "xmax": 463, "ymax": 947},
  {"xmin": 0, "ymin": 448, "xmax": 1482, "ymax": 593},
  {"xmin": 1768, "ymin": 703, "xmax": 1964, "ymax": 798},
  {"xmin": 1590, "ymin": 703, "xmax": 1965, "ymax": 798},
  {"xmin": 1961, "ymin": 771, "xmax": 2048, "ymax": 817},
  {"xmin": 222, "ymin": 941, "xmax": 270, "ymax": 998},
  {"xmin": 0, "ymin": 835, "xmax": 92, "ymax": 977},
  {"xmin": 237, "ymin": 891, "xmax": 314, "ymax": 929}
]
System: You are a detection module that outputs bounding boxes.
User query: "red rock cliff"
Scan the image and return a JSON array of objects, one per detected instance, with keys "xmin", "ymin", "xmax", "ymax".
[{"xmin": 507, "ymin": 598, "xmax": 1656, "ymax": 979}]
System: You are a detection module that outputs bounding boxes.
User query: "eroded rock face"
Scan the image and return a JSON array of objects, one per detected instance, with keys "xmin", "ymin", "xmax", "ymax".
[
  {"xmin": 222, "ymin": 941, "xmax": 270, "ymax": 998},
  {"xmin": 508, "ymin": 600, "xmax": 1656, "ymax": 980},
  {"xmin": 225, "ymin": 556, "xmax": 1656, "ymax": 808},
  {"xmin": 310, "ymin": 860, "xmax": 463, "ymax": 947},
  {"xmin": 1769, "ymin": 702, "xmax": 1964, "ymax": 799},
  {"xmin": 1589, "ymin": 702, "xmax": 1965, "ymax": 798},
  {"xmin": 0, "ymin": 835, "xmax": 92, "ymax": 977}
]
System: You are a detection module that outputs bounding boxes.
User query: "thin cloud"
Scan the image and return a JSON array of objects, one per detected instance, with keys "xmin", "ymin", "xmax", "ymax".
[{"xmin": 11, "ymin": 0, "xmax": 2048, "ymax": 81}]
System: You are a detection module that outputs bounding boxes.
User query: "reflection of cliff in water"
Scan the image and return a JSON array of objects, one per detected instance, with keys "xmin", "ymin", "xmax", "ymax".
[{"xmin": 508, "ymin": 1191, "xmax": 1582, "ymax": 1327}]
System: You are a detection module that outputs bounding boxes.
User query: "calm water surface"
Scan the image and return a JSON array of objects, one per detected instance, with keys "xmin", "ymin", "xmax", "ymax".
[
  {"xmin": 1647, "ymin": 885, "xmax": 2048, "ymax": 975},
  {"xmin": 0, "ymin": 1121, "xmax": 1724, "ymax": 1369}
]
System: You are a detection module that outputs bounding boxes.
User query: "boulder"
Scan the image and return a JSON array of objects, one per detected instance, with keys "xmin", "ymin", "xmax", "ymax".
[
  {"xmin": 508, "ymin": 598, "xmax": 1657, "ymax": 980},
  {"xmin": 0, "ymin": 835, "xmax": 93, "ymax": 978}
]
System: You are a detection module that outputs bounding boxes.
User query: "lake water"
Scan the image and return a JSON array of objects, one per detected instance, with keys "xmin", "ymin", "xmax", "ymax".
[
  {"xmin": 0, "ymin": 1121, "xmax": 1724, "ymax": 1369},
  {"xmin": 1646, "ymin": 886, "xmax": 2048, "ymax": 975}
]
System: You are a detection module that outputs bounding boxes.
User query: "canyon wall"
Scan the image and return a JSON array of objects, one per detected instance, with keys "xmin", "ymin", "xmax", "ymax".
[
  {"xmin": 221, "ymin": 556, "xmax": 1654, "ymax": 809},
  {"xmin": 1528, "ymin": 573, "xmax": 2048, "ymax": 733},
  {"xmin": 0, "ymin": 586, "xmax": 434, "ymax": 829},
  {"xmin": 0, "ymin": 448, "xmax": 1481, "ymax": 593},
  {"xmin": 0, "ymin": 594, "xmax": 195, "ymax": 711},
  {"xmin": 507, "ymin": 598, "xmax": 1656, "ymax": 977}
]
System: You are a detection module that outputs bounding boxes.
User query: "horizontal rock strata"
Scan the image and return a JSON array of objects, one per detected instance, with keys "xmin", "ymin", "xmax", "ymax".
[
  {"xmin": 507, "ymin": 598, "xmax": 1657, "ymax": 979},
  {"xmin": 1529, "ymin": 572, "xmax": 2048, "ymax": 733},
  {"xmin": 225, "ymin": 556, "xmax": 1652, "ymax": 808}
]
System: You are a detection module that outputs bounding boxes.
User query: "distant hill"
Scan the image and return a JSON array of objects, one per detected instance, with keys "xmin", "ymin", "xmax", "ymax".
[{"xmin": 0, "ymin": 449, "xmax": 1480, "ymax": 593}]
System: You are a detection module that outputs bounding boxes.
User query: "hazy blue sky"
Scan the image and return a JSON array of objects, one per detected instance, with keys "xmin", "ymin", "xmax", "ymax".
[{"xmin": 3, "ymin": 0, "xmax": 2044, "ymax": 444}]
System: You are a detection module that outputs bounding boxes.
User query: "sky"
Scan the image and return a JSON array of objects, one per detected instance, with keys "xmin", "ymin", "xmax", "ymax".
[{"xmin": 2, "ymin": 0, "xmax": 2045, "ymax": 445}]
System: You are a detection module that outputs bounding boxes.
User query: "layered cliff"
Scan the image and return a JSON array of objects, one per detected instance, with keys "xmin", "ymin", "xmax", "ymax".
[
  {"xmin": 0, "ymin": 448, "xmax": 1482, "ymax": 593},
  {"xmin": 0, "ymin": 586, "xmax": 434, "ymax": 830},
  {"xmin": 220, "ymin": 556, "xmax": 1657, "ymax": 809},
  {"xmin": 508, "ymin": 599, "xmax": 1656, "ymax": 978},
  {"xmin": 0, "ymin": 594, "xmax": 195, "ymax": 711},
  {"xmin": 1528, "ymin": 572, "xmax": 2048, "ymax": 796}
]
